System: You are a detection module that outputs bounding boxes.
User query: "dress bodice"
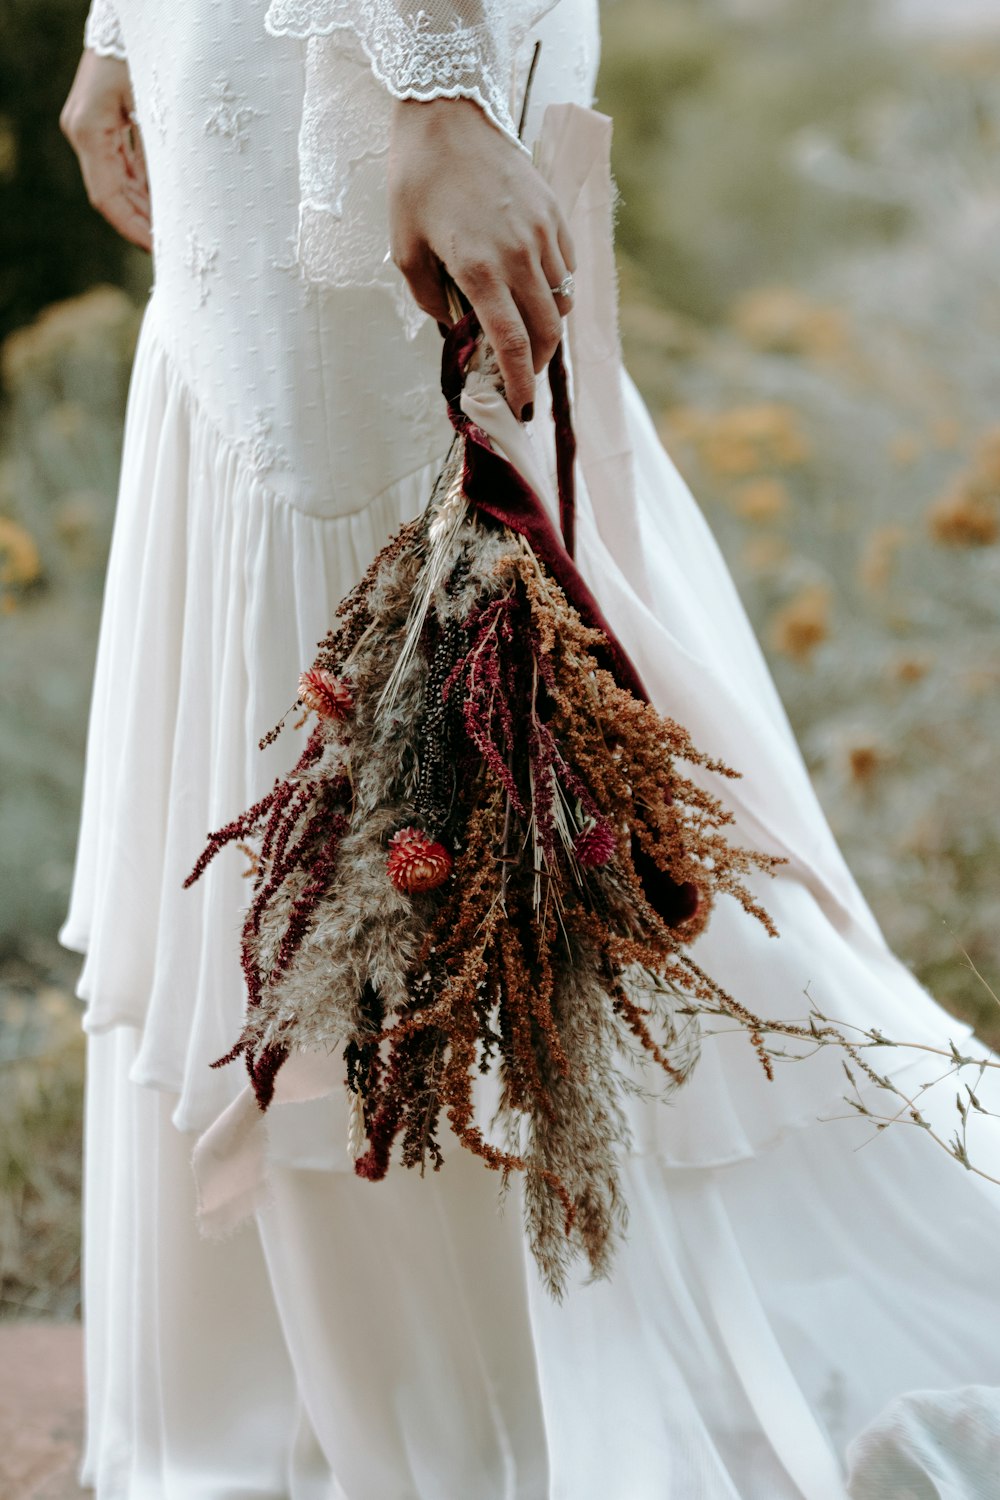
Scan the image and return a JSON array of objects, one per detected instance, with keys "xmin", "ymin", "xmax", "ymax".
[{"xmin": 87, "ymin": 0, "xmax": 600, "ymax": 517}]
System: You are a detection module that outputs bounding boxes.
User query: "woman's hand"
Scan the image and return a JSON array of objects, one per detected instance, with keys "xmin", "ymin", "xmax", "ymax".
[
  {"xmin": 388, "ymin": 96, "xmax": 576, "ymax": 420},
  {"xmin": 60, "ymin": 50, "xmax": 152, "ymax": 252}
]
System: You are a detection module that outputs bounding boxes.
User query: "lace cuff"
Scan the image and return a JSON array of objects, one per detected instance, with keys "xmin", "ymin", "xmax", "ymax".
[
  {"xmin": 264, "ymin": 1, "xmax": 557, "ymax": 327},
  {"xmin": 84, "ymin": 0, "xmax": 127, "ymax": 59},
  {"xmin": 266, "ymin": 2, "xmax": 554, "ymax": 149}
]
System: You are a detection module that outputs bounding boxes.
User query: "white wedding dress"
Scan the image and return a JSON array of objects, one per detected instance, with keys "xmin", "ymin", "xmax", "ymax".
[{"xmin": 66, "ymin": 1, "xmax": 1000, "ymax": 1496}]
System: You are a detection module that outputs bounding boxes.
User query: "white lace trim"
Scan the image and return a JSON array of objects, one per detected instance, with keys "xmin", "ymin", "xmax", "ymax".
[
  {"xmin": 264, "ymin": 1, "xmax": 559, "ymax": 331},
  {"xmin": 83, "ymin": 0, "xmax": 127, "ymax": 59},
  {"xmin": 266, "ymin": 1, "xmax": 552, "ymax": 143}
]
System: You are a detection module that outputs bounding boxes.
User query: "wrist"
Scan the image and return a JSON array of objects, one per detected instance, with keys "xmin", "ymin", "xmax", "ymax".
[
  {"xmin": 391, "ymin": 94, "xmax": 483, "ymax": 138},
  {"xmin": 390, "ymin": 93, "xmax": 526, "ymax": 154}
]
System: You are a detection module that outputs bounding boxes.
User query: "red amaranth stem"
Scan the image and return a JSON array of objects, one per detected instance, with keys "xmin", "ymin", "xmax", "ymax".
[
  {"xmin": 256, "ymin": 779, "xmax": 301, "ymax": 868},
  {"xmin": 182, "ymin": 786, "xmax": 279, "ymax": 888},
  {"xmin": 250, "ymin": 1041, "xmax": 290, "ymax": 1110},
  {"xmin": 270, "ymin": 814, "xmax": 349, "ymax": 978},
  {"xmin": 446, "ymin": 597, "xmax": 527, "ymax": 813},
  {"xmin": 185, "ymin": 724, "xmax": 330, "ymax": 891},
  {"xmin": 248, "ymin": 787, "xmax": 329, "ymax": 938}
]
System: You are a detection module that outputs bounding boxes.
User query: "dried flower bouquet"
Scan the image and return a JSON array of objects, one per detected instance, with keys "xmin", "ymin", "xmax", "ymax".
[{"xmin": 185, "ymin": 313, "xmax": 786, "ymax": 1295}]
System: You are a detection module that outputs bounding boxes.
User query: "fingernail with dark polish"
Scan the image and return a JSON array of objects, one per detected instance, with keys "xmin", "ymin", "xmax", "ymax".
[{"xmin": 521, "ymin": 403, "xmax": 534, "ymax": 423}]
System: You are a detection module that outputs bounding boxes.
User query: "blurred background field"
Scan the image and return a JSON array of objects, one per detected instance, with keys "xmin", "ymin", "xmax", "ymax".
[{"xmin": 1, "ymin": 0, "xmax": 999, "ymax": 1320}]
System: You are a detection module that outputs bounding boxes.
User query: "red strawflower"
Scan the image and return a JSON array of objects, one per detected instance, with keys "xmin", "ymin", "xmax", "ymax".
[
  {"xmin": 298, "ymin": 669, "xmax": 354, "ymax": 721},
  {"xmin": 386, "ymin": 827, "xmax": 453, "ymax": 894},
  {"xmin": 573, "ymin": 819, "xmax": 617, "ymax": 868}
]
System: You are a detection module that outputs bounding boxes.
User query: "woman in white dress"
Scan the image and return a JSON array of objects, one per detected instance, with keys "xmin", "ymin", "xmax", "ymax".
[{"xmin": 59, "ymin": 2, "xmax": 1000, "ymax": 1496}]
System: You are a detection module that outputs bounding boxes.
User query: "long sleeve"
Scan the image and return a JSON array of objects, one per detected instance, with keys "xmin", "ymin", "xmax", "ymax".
[
  {"xmin": 266, "ymin": 1, "xmax": 557, "ymax": 150},
  {"xmin": 84, "ymin": 0, "xmax": 127, "ymax": 59},
  {"xmin": 263, "ymin": 1, "xmax": 560, "ymax": 327}
]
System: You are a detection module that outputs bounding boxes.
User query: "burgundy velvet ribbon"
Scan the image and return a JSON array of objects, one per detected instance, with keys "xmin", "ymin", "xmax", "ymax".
[
  {"xmin": 439, "ymin": 311, "xmax": 699, "ymax": 927},
  {"xmin": 548, "ymin": 341, "xmax": 577, "ymax": 561},
  {"xmin": 441, "ymin": 310, "xmax": 647, "ymax": 703}
]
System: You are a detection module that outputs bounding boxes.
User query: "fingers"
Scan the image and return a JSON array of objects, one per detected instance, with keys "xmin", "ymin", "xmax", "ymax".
[
  {"xmin": 462, "ymin": 276, "xmax": 537, "ymax": 420},
  {"xmin": 104, "ymin": 182, "xmax": 153, "ymax": 251},
  {"xmin": 79, "ymin": 106, "xmax": 153, "ymax": 251},
  {"xmin": 391, "ymin": 239, "xmax": 452, "ymax": 325},
  {"xmin": 386, "ymin": 92, "xmax": 579, "ymax": 418},
  {"xmin": 451, "ymin": 198, "xmax": 574, "ymax": 418},
  {"xmin": 78, "ymin": 132, "xmax": 153, "ymax": 251},
  {"xmin": 502, "ymin": 203, "xmax": 577, "ymax": 397},
  {"xmin": 540, "ymin": 243, "xmax": 575, "ymax": 322},
  {"xmin": 542, "ymin": 209, "xmax": 578, "ymax": 318},
  {"xmin": 122, "ymin": 106, "xmax": 151, "ymax": 203},
  {"xmin": 61, "ymin": 51, "xmax": 153, "ymax": 252},
  {"xmin": 556, "ymin": 217, "xmax": 577, "ymax": 280},
  {"xmin": 510, "ymin": 252, "xmax": 564, "ymax": 375}
]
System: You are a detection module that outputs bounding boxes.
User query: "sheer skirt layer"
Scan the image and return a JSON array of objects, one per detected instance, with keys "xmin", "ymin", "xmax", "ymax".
[{"xmin": 83, "ymin": 1024, "xmax": 1000, "ymax": 1499}]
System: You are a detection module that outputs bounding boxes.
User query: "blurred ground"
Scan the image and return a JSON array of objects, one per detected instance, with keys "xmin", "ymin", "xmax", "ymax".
[
  {"xmin": 2, "ymin": 0, "xmax": 999, "ymax": 1351},
  {"xmin": 0, "ymin": 1323, "xmax": 85, "ymax": 1499}
]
